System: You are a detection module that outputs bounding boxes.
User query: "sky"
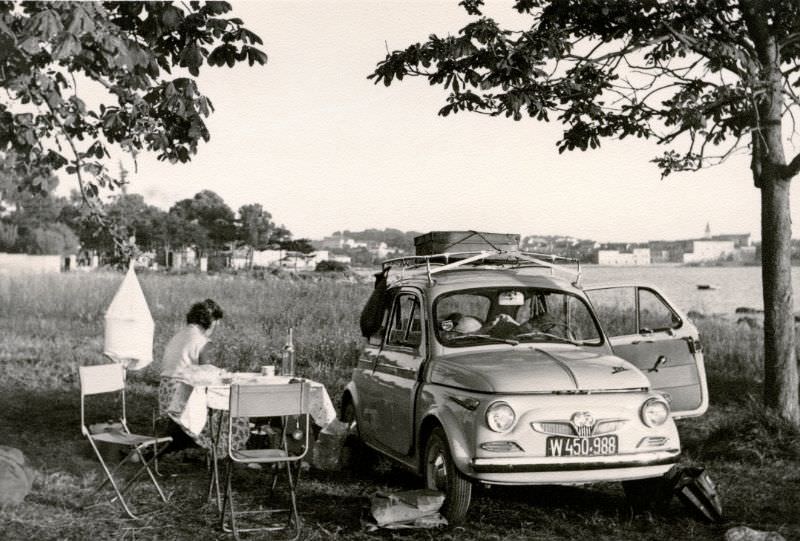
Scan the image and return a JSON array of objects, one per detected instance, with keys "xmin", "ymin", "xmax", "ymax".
[{"xmin": 58, "ymin": 0, "xmax": 800, "ymax": 243}]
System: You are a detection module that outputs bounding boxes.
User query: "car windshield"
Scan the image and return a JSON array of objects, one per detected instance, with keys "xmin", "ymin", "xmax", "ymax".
[{"xmin": 434, "ymin": 287, "xmax": 603, "ymax": 347}]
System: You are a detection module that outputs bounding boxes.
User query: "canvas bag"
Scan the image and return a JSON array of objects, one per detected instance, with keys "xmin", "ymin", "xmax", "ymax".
[{"xmin": 0, "ymin": 446, "xmax": 34, "ymax": 505}]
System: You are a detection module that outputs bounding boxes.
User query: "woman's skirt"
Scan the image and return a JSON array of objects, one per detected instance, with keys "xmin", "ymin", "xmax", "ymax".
[{"xmin": 158, "ymin": 376, "xmax": 250, "ymax": 454}]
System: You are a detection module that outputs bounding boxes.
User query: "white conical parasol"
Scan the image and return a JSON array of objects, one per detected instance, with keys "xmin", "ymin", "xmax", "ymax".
[{"xmin": 103, "ymin": 264, "xmax": 154, "ymax": 370}]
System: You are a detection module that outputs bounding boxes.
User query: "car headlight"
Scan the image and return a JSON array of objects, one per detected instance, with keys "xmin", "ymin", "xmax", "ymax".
[
  {"xmin": 640, "ymin": 397, "xmax": 670, "ymax": 427},
  {"xmin": 486, "ymin": 402, "xmax": 516, "ymax": 432}
]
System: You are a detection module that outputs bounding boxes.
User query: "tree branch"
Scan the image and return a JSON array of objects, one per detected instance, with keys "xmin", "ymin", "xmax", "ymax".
[
  {"xmin": 784, "ymin": 151, "xmax": 800, "ymax": 177},
  {"xmin": 663, "ymin": 23, "xmax": 749, "ymax": 80}
]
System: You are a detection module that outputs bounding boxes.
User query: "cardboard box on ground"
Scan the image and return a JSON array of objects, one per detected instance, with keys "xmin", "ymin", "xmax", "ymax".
[
  {"xmin": 310, "ymin": 419, "xmax": 349, "ymax": 471},
  {"xmin": 368, "ymin": 489, "xmax": 447, "ymax": 530}
]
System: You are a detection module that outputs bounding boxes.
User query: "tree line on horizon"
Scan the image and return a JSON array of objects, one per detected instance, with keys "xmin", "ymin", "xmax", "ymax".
[{"xmin": 0, "ymin": 186, "xmax": 312, "ymax": 260}]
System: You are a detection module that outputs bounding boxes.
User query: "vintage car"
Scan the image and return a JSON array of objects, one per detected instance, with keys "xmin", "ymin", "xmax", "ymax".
[{"xmin": 341, "ymin": 248, "xmax": 708, "ymax": 524}]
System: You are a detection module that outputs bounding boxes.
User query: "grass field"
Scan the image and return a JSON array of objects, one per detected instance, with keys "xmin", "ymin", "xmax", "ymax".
[{"xmin": 0, "ymin": 271, "xmax": 798, "ymax": 540}]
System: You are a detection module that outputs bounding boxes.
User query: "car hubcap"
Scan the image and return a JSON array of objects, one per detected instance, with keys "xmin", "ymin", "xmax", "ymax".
[{"xmin": 344, "ymin": 406, "xmax": 357, "ymax": 434}]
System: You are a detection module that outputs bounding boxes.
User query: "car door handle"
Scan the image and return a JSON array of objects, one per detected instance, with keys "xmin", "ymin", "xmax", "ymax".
[
  {"xmin": 630, "ymin": 340, "xmax": 654, "ymax": 345},
  {"xmin": 648, "ymin": 355, "xmax": 668, "ymax": 372}
]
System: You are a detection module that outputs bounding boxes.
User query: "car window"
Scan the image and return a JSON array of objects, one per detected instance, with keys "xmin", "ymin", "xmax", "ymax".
[
  {"xmin": 437, "ymin": 293, "xmax": 491, "ymax": 324},
  {"xmin": 639, "ymin": 288, "xmax": 681, "ymax": 332},
  {"xmin": 586, "ymin": 287, "xmax": 637, "ymax": 336},
  {"xmin": 386, "ymin": 293, "xmax": 423, "ymax": 349}
]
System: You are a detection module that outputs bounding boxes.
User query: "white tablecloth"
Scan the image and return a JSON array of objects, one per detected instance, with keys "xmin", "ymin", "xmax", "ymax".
[{"xmin": 167, "ymin": 369, "xmax": 337, "ymax": 436}]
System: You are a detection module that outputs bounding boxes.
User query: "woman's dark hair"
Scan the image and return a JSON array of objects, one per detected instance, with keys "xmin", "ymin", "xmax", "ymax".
[{"xmin": 186, "ymin": 298, "xmax": 224, "ymax": 329}]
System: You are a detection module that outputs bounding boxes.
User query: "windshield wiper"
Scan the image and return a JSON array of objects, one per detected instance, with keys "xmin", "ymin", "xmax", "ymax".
[
  {"xmin": 514, "ymin": 331, "xmax": 574, "ymax": 344},
  {"xmin": 448, "ymin": 334, "xmax": 519, "ymax": 346}
]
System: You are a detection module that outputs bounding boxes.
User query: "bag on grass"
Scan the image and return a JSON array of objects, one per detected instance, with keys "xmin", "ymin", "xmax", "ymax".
[
  {"xmin": 673, "ymin": 466, "xmax": 723, "ymax": 523},
  {"xmin": 0, "ymin": 445, "xmax": 34, "ymax": 505},
  {"xmin": 311, "ymin": 419, "xmax": 349, "ymax": 471}
]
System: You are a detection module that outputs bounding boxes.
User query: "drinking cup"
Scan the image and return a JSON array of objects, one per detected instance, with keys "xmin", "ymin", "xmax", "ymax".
[{"xmin": 261, "ymin": 365, "xmax": 276, "ymax": 377}]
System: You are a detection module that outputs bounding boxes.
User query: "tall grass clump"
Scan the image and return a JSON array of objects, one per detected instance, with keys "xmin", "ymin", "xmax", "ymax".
[
  {"xmin": 695, "ymin": 397, "xmax": 800, "ymax": 463},
  {"xmin": 0, "ymin": 271, "xmax": 371, "ymax": 397},
  {"xmin": 694, "ymin": 317, "xmax": 763, "ymax": 405}
]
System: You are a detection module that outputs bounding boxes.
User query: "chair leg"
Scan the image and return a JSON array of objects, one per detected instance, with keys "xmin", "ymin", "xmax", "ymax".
[
  {"xmin": 134, "ymin": 446, "xmax": 170, "ymax": 503},
  {"xmin": 86, "ymin": 438, "xmax": 139, "ymax": 520},
  {"xmin": 209, "ymin": 452, "xmax": 222, "ymax": 512},
  {"xmin": 151, "ymin": 410, "xmax": 162, "ymax": 477},
  {"xmin": 285, "ymin": 459, "xmax": 302, "ymax": 541},
  {"xmin": 114, "ymin": 445, "xmax": 165, "ymax": 499},
  {"xmin": 221, "ymin": 460, "xmax": 241, "ymax": 540}
]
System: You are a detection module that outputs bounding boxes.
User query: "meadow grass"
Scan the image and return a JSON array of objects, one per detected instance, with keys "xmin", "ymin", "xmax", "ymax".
[{"xmin": 0, "ymin": 271, "xmax": 797, "ymax": 540}]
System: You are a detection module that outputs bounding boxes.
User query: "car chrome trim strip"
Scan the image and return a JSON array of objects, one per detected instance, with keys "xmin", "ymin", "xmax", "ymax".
[
  {"xmin": 428, "ymin": 382, "xmax": 648, "ymax": 396},
  {"xmin": 373, "ymin": 363, "xmax": 417, "ymax": 379},
  {"xmin": 357, "ymin": 359, "xmax": 373, "ymax": 369},
  {"xmin": 470, "ymin": 451, "xmax": 680, "ymax": 473},
  {"xmin": 531, "ymin": 418, "xmax": 627, "ymax": 436}
]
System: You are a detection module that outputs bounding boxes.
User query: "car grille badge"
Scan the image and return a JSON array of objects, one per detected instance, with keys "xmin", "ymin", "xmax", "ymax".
[{"xmin": 570, "ymin": 411, "xmax": 596, "ymax": 437}]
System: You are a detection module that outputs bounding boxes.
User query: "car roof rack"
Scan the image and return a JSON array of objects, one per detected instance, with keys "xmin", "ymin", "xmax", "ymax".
[{"xmin": 381, "ymin": 250, "xmax": 582, "ymax": 286}]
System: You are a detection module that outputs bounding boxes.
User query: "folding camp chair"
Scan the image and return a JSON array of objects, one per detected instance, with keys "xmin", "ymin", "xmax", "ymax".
[
  {"xmin": 79, "ymin": 363, "xmax": 172, "ymax": 519},
  {"xmin": 220, "ymin": 382, "xmax": 311, "ymax": 541}
]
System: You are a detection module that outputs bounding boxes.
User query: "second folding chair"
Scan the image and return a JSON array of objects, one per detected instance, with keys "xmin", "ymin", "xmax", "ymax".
[
  {"xmin": 79, "ymin": 363, "xmax": 173, "ymax": 519},
  {"xmin": 220, "ymin": 381, "xmax": 311, "ymax": 541}
]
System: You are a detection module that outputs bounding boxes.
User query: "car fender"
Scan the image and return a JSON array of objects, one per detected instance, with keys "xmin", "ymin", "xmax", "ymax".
[
  {"xmin": 342, "ymin": 381, "xmax": 360, "ymax": 416},
  {"xmin": 417, "ymin": 389, "xmax": 476, "ymax": 476}
]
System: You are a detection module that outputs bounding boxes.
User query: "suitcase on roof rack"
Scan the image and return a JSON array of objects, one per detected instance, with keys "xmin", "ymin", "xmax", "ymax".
[{"xmin": 414, "ymin": 231, "xmax": 520, "ymax": 256}]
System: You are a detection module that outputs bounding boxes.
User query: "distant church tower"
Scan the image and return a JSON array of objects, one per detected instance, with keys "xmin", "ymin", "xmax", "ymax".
[{"xmin": 704, "ymin": 222, "xmax": 711, "ymax": 239}]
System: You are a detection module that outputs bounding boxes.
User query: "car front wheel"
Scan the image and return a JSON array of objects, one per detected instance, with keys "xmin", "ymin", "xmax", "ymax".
[{"xmin": 424, "ymin": 427, "xmax": 472, "ymax": 525}]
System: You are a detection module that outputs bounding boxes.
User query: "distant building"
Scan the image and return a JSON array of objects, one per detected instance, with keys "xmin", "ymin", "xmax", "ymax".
[
  {"xmin": 251, "ymin": 249, "xmax": 285, "ymax": 268},
  {"xmin": 0, "ymin": 253, "xmax": 64, "ymax": 274},
  {"xmin": 682, "ymin": 240, "xmax": 735, "ymax": 263},
  {"xmin": 710, "ymin": 233, "xmax": 751, "ymax": 248},
  {"xmin": 167, "ymin": 247, "xmax": 196, "ymax": 269},
  {"xmin": 366, "ymin": 241, "xmax": 390, "ymax": 259},
  {"xmin": 597, "ymin": 248, "xmax": 651, "ymax": 265},
  {"xmin": 648, "ymin": 240, "xmax": 692, "ymax": 263},
  {"xmin": 317, "ymin": 235, "xmax": 344, "ymax": 250},
  {"xmin": 280, "ymin": 251, "xmax": 316, "ymax": 270},
  {"xmin": 328, "ymin": 254, "xmax": 352, "ymax": 265}
]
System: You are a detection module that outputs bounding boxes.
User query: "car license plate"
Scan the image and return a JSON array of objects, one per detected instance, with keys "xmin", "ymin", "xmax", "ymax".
[{"xmin": 545, "ymin": 435, "xmax": 618, "ymax": 457}]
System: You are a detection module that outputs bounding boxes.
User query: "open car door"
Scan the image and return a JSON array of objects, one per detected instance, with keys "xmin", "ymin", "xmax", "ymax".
[{"xmin": 585, "ymin": 285, "xmax": 708, "ymax": 418}]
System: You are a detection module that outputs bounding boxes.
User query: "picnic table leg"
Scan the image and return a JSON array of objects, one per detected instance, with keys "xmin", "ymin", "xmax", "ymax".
[{"xmin": 206, "ymin": 409, "xmax": 223, "ymax": 513}]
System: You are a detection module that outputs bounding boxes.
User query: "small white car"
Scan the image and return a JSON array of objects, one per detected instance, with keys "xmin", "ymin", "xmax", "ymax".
[{"xmin": 342, "ymin": 249, "xmax": 708, "ymax": 524}]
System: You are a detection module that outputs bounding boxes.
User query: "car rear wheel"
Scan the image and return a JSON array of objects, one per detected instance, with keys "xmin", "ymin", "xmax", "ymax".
[{"xmin": 424, "ymin": 427, "xmax": 472, "ymax": 525}]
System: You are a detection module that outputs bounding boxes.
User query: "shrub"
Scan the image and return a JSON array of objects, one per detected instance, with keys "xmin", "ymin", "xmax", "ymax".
[
  {"xmin": 316, "ymin": 260, "xmax": 350, "ymax": 272},
  {"xmin": 695, "ymin": 397, "xmax": 800, "ymax": 463}
]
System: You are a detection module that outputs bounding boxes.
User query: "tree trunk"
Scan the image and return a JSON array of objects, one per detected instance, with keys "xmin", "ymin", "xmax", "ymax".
[
  {"xmin": 739, "ymin": 13, "xmax": 800, "ymax": 424},
  {"xmin": 761, "ymin": 177, "xmax": 800, "ymax": 424}
]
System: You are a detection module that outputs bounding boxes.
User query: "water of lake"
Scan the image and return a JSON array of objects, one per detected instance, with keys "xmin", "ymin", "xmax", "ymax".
[{"xmin": 580, "ymin": 265, "xmax": 800, "ymax": 315}]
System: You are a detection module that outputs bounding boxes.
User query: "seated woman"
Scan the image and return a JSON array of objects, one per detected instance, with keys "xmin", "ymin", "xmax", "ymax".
[{"xmin": 158, "ymin": 299, "xmax": 249, "ymax": 456}]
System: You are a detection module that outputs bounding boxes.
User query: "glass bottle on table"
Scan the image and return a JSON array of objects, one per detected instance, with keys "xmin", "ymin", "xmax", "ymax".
[{"xmin": 281, "ymin": 328, "xmax": 295, "ymax": 377}]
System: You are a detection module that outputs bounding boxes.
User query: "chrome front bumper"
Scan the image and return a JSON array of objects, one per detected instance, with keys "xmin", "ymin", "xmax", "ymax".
[{"xmin": 467, "ymin": 449, "xmax": 680, "ymax": 484}]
